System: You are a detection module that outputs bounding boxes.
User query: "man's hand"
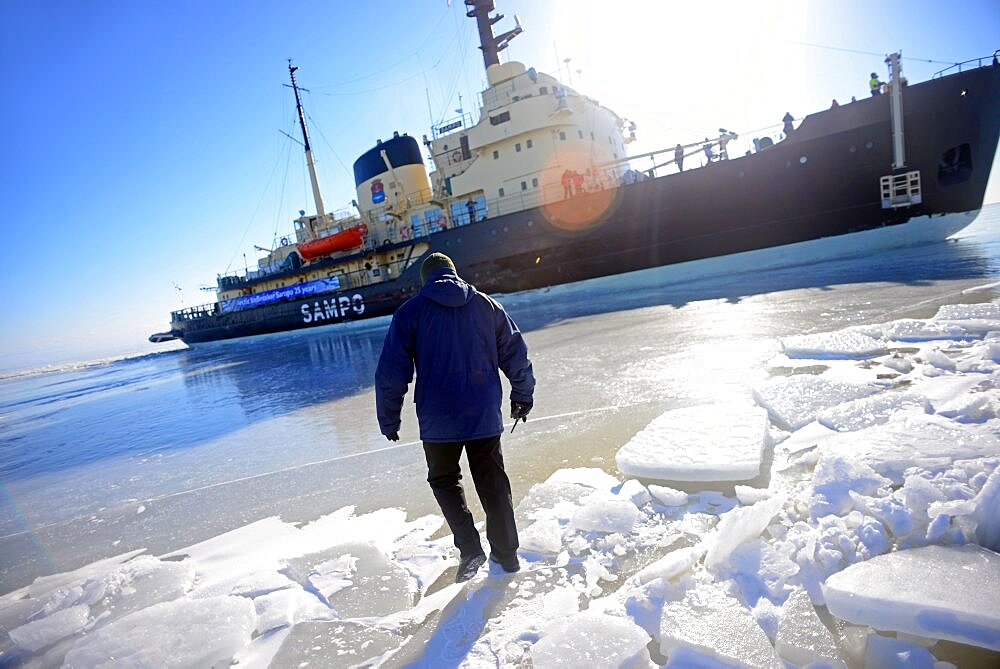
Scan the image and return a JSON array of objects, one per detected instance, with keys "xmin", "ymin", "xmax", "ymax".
[
  {"xmin": 510, "ymin": 401, "xmax": 532, "ymax": 421},
  {"xmin": 385, "ymin": 432, "xmax": 399, "ymax": 442}
]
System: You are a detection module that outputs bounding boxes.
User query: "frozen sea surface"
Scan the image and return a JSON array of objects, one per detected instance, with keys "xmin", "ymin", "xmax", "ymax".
[{"xmin": 1, "ymin": 206, "xmax": 1000, "ymax": 666}]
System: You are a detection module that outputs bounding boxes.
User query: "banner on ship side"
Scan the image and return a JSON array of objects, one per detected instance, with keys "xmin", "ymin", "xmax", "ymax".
[{"xmin": 221, "ymin": 277, "xmax": 342, "ymax": 312}]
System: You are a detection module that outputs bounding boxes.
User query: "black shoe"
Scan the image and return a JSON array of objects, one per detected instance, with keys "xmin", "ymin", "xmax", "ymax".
[
  {"xmin": 455, "ymin": 553, "xmax": 486, "ymax": 583},
  {"xmin": 489, "ymin": 554, "xmax": 520, "ymax": 573}
]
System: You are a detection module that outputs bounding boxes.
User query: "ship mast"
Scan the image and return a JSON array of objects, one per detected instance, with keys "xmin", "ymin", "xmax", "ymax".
[
  {"xmin": 288, "ymin": 61, "xmax": 326, "ymax": 232},
  {"xmin": 464, "ymin": 0, "xmax": 522, "ymax": 70}
]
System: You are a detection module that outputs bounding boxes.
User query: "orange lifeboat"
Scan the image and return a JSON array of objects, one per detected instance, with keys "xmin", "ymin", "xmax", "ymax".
[{"xmin": 298, "ymin": 224, "xmax": 368, "ymax": 260}]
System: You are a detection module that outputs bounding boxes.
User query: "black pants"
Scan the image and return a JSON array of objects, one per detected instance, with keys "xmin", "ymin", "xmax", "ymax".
[{"xmin": 423, "ymin": 435, "xmax": 518, "ymax": 561}]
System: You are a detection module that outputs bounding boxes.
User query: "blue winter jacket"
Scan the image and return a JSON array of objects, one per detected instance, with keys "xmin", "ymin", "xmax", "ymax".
[{"xmin": 375, "ymin": 268, "xmax": 535, "ymax": 442}]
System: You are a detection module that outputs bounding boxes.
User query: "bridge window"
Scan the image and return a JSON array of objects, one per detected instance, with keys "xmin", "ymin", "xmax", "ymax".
[
  {"xmin": 490, "ymin": 111, "xmax": 511, "ymax": 125},
  {"xmin": 526, "ymin": 139, "xmax": 533, "ymax": 149},
  {"xmin": 559, "ymin": 131, "xmax": 566, "ymax": 141},
  {"xmin": 493, "ymin": 150, "xmax": 499, "ymax": 159},
  {"xmin": 515, "ymin": 143, "xmax": 522, "ymax": 152}
]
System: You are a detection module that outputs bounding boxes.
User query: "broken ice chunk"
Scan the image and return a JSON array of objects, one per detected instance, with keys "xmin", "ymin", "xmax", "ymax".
[
  {"xmin": 62, "ymin": 596, "xmax": 256, "ymax": 668},
  {"xmin": 874, "ymin": 319, "xmax": 967, "ymax": 342},
  {"xmin": 616, "ymin": 404, "xmax": 768, "ymax": 481},
  {"xmin": 515, "ymin": 479, "xmax": 593, "ymax": 525},
  {"xmin": 9, "ymin": 604, "xmax": 89, "ymax": 653},
  {"xmin": 735, "ymin": 486, "xmax": 772, "ymax": 505},
  {"xmin": 971, "ymin": 467, "xmax": 1000, "ymax": 550},
  {"xmin": 820, "ymin": 412, "xmax": 1000, "ymax": 485},
  {"xmin": 308, "ymin": 554, "xmax": 358, "ymax": 602},
  {"xmin": 936, "ymin": 393, "xmax": 997, "ymax": 423},
  {"xmin": 779, "ymin": 420, "xmax": 841, "ymax": 456},
  {"xmin": 520, "ymin": 518, "xmax": 565, "ymax": 555},
  {"xmin": 754, "ymin": 376, "xmax": 880, "ymax": 431},
  {"xmin": 817, "ymin": 392, "xmax": 930, "ymax": 432},
  {"xmin": 544, "ymin": 467, "xmax": 621, "ymax": 491},
  {"xmin": 922, "ymin": 348, "xmax": 957, "ymax": 372},
  {"xmin": 633, "ymin": 544, "xmax": 705, "ymax": 585},
  {"xmin": 864, "ymin": 633, "xmax": 937, "ymax": 669},
  {"xmin": 569, "ymin": 493, "xmax": 640, "ymax": 534},
  {"xmin": 881, "ymin": 354, "xmax": 915, "ymax": 374},
  {"xmin": 283, "ymin": 543, "xmax": 412, "ymax": 618},
  {"xmin": 615, "ymin": 479, "xmax": 651, "ymax": 507},
  {"xmin": 934, "ymin": 303, "xmax": 1000, "ymax": 320},
  {"xmin": 780, "ymin": 330, "xmax": 886, "ymax": 360},
  {"xmin": 774, "ymin": 589, "xmax": 844, "ymax": 667},
  {"xmin": 823, "ymin": 544, "xmax": 1000, "ymax": 651},
  {"xmin": 810, "ymin": 453, "xmax": 892, "ymax": 518},
  {"xmin": 648, "ymin": 484, "xmax": 689, "ymax": 507},
  {"xmin": 705, "ymin": 495, "xmax": 785, "ymax": 571},
  {"xmin": 531, "ymin": 611, "xmax": 651, "ymax": 668},
  {"xmin": 253, "ymin": 586, "xmax": 335, "ymax": 634},
  {"xmin": 659, "ymin": 583, "xmax": 782, "ymax": 668}
]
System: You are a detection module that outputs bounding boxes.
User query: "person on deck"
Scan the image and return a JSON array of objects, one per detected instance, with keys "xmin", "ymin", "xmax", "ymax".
[
  {"xmin": 702, "ymin": 139, "xmax": 714, "ymax": 164},
  {"xmin": 375, "ymin": 253, "xmax": 535, "ymax": 583},
  {"xmin": 674, "ymin": 143, "xmax": 684, "ymax": 172},
  {"xmin": 869, "ymin": 72, "xmax": 883, "ymax": 96},
  {"xmin": 561, "ymin": 169, "xmax": 573, "ymax": 198},
  {"xmin": 782, "ymin": 112, "xmax": 795, "ymax": 136}
]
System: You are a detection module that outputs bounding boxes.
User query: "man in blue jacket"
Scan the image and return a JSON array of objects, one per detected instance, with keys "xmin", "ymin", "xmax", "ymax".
[{"xmin": 376, "ymin": 253, "xmax": 535, "ymax": 582}]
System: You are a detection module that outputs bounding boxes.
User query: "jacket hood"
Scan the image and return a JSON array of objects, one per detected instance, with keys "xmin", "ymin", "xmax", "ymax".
[{"xmin": 420, "ymin": 269, "xmax": 474, "ymax": 308}]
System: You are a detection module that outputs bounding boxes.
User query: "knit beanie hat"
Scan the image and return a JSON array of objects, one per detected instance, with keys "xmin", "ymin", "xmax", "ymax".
[{"xmin": 420, "ymin": 252, "xmax": 456, "ymax": 284}]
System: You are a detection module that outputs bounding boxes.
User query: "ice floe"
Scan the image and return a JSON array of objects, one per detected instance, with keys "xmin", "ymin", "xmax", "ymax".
[
  {"xmin": 754, "ymin": 375, "xmax": 882, "ymax": 431},
  {"xmin": 616, "ymin": 403, "xmax": 769, "ymax": 481},
  {"xmin": 781, "ymin": 330, "xmax": 887, "ymax": 360},
  {"xmin": 824, "ymin": 544, "xmax": 1000, "ymax": 651}
]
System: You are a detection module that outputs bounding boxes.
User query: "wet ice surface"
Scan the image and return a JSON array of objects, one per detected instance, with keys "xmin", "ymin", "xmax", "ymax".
[
  {"xmin": 3, "ymin": 212, "xmax": 1000, "ymax": 666},
  {"xmin": 3, "ymin": 300, "xmax": 1000, "ymax": 667}
]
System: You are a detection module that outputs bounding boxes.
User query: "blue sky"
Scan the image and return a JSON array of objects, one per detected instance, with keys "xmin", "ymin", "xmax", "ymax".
[{"xmin": 1, "ymin": 0, "xmax": 998, "ymax": 371}]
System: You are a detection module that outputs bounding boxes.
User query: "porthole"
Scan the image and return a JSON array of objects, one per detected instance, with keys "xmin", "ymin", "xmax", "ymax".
[
  {"xmin": 527, "ymin": 220, "xmax": 534, "ymax": 227},
  {"xmin": 503, "ymin": 226, "xmax": 509, "ymax": 232},
  {"xmin": 849, "ymin": 145, "xmax": 857, "ymax": 153},
  {"xmin": 491, "ymin": 229, "xmax": 497, "ymax": 236},
  {"xmin": 865, "ymin": 141, "xmax": 873, "ymax": 149},
  {"xmin": 799, "ymin": 156, "xmax": 808, "ymax": 164}
]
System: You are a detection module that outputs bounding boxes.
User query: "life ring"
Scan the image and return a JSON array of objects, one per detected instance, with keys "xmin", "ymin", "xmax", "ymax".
[
  {"xmin": 400, "ymin": 225, "xmax": 413, "ymax": 240},
  {"xmin": 280, "ymin": 236, "xmax": 289, "ymax": 246},
  {"xmin": 451, "ymin": 150, "xmax": 462, "ymax": 163}
]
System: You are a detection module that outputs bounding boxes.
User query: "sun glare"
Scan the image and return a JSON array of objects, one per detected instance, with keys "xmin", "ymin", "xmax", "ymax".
[{"xmin": 547, "ymin": 1, "xmax": 808, "ymax": 156}]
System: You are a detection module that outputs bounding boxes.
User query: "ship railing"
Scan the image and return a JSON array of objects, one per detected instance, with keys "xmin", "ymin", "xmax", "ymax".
[
  {"xmin": 432, "ymin": 111, "xmax": 475, "ymax": 139},
  {"xmin": 932, "ymin": 52, "xmax": 998, "ymax": 78},
  {"xmin": 172, "ymin": 303, "xmax": 221, "ymax": 321}
]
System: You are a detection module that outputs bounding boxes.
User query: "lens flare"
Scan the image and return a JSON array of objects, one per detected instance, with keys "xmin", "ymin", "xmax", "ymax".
[{"xmin": 537, "ymin": 146, "xmax": 622, "ymax": 232}]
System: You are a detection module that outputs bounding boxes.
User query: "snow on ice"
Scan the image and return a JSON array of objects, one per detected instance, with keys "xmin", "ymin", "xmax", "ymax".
[
  {"xmin": 616, "ymin": 403, "xmax": 769, "ymax": 481},
  {"xmin": 2, "ymin": 301, "xmax": 1000, "ymax": 667}
]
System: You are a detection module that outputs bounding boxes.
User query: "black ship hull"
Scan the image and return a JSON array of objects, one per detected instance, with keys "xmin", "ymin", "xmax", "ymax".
[{"xmin": 172, "ymin": 65, "xmax": 1000, "ymax": 344}]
